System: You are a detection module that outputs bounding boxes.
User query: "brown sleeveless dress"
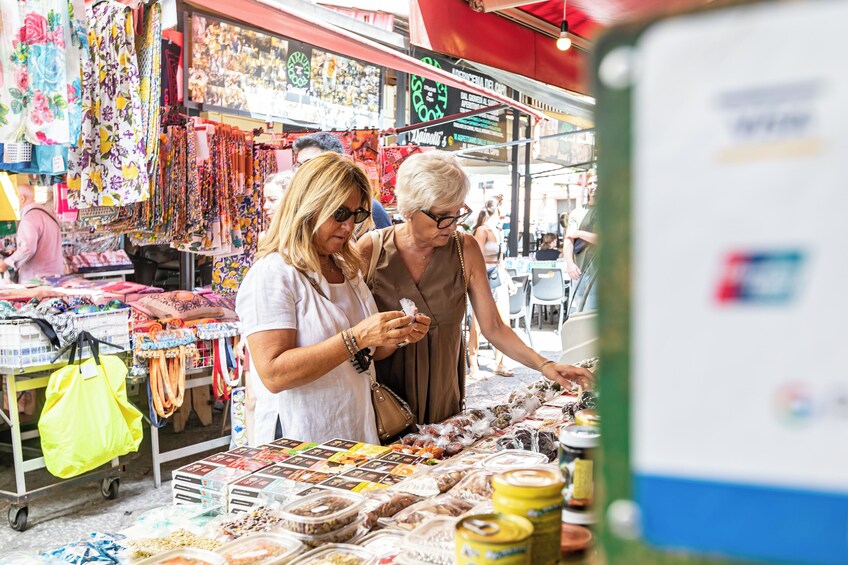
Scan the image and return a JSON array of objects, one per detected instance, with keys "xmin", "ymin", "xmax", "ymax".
[{"xmin": 368, "ymin": 227, "xmax": 466, "ymax": 426}]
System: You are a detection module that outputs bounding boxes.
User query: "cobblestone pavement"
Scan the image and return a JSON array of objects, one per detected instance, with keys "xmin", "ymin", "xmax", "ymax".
[{"xmin": 0, "ymin": 328, "xmax": 561, "ymax": 555}]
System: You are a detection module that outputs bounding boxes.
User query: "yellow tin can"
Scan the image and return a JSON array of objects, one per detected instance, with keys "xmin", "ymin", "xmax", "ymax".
[
  {"xmin": 492, "ymin": 467, "xmax": 565, "ymax": 565},
  {"xmin": 456, "ymin": 513, "xmax": 533, "ymax": 565}
]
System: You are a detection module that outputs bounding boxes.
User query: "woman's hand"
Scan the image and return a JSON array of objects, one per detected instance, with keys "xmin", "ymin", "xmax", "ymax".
[
  {"xmin": 542, "ymin": 363, "xmax": 595, "ymax": 392},
  {"xmin": 352, "ymin": 311, "xmax": 414, "ymax": 349},
  {"xmin": 404, "ymin": 314, "xmax": 431, "ymax": 345},
  {"xmin": 566, "ymin": 261, "xmax": 582, "ymax": 281}
]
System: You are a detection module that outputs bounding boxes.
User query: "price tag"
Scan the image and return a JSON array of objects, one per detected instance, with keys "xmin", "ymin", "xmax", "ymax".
[
  {"xmin": 80, "ymin": 362, "xmax": 98, "ymax": 380},
  {"xmin": 52, "ymin": 155, "xmax": 64, "ymax": 173}
]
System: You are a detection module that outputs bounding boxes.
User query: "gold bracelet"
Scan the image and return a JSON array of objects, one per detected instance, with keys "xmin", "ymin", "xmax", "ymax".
[
  {"xmin": 341, "ymin": 330, "xmax": 357, "ymax": 358},
  {"xmin": 538, "ymin": 360, "xmax": 555, "ymax": 371}
]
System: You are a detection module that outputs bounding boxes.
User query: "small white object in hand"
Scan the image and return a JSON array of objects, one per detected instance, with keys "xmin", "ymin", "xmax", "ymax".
[{"xmin": 400, "ymin": 298, "xmax": 418, "ymax": 317}]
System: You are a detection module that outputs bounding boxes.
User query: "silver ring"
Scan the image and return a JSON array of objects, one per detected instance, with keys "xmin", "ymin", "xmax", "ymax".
[{"xmin": 396, "ymin": 341, "xmax": 409, "ymax": 349}]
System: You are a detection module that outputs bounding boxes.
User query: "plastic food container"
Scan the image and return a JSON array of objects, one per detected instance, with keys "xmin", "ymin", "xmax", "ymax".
[
  {"xmin": 385, "ymin": 496, "xmax": 475, "ymax": 531},
  {"xmin": 356, "ymin": 531, "xmax": 404, "ymax": 563},
  {"xmin": 216, "ymin": 532, "xmax": 304, "ymax": 565},
  {"xmin": 287, "ymin": 516, "xmax": 365, "ymax": 548},
  {"xmin": 481, "ymin": 450, "xmax": 548, "ymax": 473},
  {"xmin": 278, "ymin": 492, "xmax": 364, "ymax": 535},
  {"xmin": 288, "ymin": 543, "xmax": 375, "ymax": 564},
  {"xmin": 136, "ymin": 548, "xmax": 227, "ymax": 565},
  {"xmin": 450, "ymin": 470, "xmax": 495, "ymax": 503},
  {"xmin": 402, "ymin": 517, "xmax": 457, "ymax": 565}
]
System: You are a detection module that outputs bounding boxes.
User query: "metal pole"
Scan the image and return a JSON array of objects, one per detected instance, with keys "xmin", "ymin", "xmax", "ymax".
[
  {"xmin": 180, "ymin": 253, "xmax": 194, "ymax": 290},
  {"xmin": 395, "ymin": 71, "xmax": 408, "ymax": 144},
  {"xmin": 522, "ymin": 116, "xmax": 532, "ymax": 257},
  {"xmin": 508, "ymin": 108, "xmax": 521, "ymax": 257}
]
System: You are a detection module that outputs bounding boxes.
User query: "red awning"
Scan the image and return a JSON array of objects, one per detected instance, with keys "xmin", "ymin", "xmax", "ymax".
[
  {"xmin": 183, "ymin": 0, "xmax": 547, "ymax": 121},
  {"xmin": 409, "ymin": 0, "xmax": 589, "ymax": 94}
]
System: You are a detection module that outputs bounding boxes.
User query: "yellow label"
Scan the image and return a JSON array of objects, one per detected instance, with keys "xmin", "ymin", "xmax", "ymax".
[{"xmin": 572, "ymin": 459, "xmax": 594, "ymax": 501}]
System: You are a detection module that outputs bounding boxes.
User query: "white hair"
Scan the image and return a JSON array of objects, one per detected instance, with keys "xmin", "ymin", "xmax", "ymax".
[
  {"xmin": 395, "ymin": 151, "xmax": 470, "ymax": 217},
  {"xmin": 264, "ymin": 171, "xmax": 294, "ymax": 193}
]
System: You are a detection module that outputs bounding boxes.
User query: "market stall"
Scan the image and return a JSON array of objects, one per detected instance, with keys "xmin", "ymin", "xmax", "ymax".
[{"xmin": 14, "ymin": 358, "xmax": 599, "ymax": 563}]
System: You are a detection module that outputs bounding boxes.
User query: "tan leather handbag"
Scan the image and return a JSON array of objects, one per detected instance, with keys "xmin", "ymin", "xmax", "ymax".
[{"xmin": 368, "ymin": 369, "xmax": 414, "ymax": 441}]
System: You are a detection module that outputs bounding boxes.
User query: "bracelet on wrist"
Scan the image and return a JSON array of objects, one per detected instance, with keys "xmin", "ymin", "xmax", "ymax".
[{"xmin": 538, "ymin": 360, "xmax": 555, "ymax": 371}]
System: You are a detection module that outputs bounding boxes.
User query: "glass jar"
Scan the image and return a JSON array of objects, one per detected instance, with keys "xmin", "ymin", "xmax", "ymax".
[{"xmin": 559, "ymin": 424, "xmax": 600, "ymax": 524}]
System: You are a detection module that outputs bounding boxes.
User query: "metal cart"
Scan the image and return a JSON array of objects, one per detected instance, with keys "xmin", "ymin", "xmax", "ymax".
[{"xmin": 0, "ymin": 361, "xmax": 123, "ymax": 531}]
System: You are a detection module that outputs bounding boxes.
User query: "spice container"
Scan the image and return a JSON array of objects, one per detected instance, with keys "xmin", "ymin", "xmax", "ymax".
[
  {"xmin": 216, "ymin": 532, "xmax": 304, "ymax": 565},
  {"xmin": 278, "ymin": 492, "xmax": 364, "ymax": 535},
  {"xmin": 455, "ymin": 513, "xmax": 533, "ymax": 565},
  {"xmin": 137, "ymin": 548, "xmax": 227, "ymax": 565},
  {"xmin": 492, "ymin": 467, "xmax": 564, "ymax": 565},
  {"xmin": 558, "ymin": 425, "xmax": 600, "ymax": 524},
  {"xmin": 287, "ymin": 516, "xmax": 366, "ymax": 548},
  {"xmin": 481, "ymin": 450, "xmax": 548, "ymax": 473},
  {"xmin": 402, "ymin": 517, "xmax": 458, "ymax": 565},
  {"xmin": 289, "ymin": 543, "xmax": 375, "ymax": 565}
]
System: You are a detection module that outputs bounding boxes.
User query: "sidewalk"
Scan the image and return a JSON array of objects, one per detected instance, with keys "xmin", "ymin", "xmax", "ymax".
[{"xmin": 0, "ymin": 323, "xmax": 562, "ymax": 554}]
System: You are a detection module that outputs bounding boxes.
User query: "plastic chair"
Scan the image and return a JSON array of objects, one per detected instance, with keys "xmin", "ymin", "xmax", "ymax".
[
  {"xmin": 508, "ymin": 275, "xmax": 533, "ymax": 349},
  {"xmin": 530, "ymin": 268, "xmax": 568, "ymax": 333}
]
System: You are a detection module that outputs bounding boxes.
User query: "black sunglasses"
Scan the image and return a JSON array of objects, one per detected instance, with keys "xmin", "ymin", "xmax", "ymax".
[
  {"xmin": 333, "ymin": 206, "xmax": 371, "ymax": 224},
  {"xmin": 420, "ymin": 205, "xmax": 472, "ymax": 229}
]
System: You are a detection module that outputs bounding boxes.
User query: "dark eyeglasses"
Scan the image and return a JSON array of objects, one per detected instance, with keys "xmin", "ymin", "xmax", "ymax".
[
  {"xmin": 420, "ymin": 205, "xmax": 472, "ymax": 229},
  {"xmin": 333, "ymin": 206, "xmax": 371, "ymax": 224}
]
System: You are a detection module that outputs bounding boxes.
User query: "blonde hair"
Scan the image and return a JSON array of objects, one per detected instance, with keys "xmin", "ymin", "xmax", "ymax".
[
  {"xmin": 395, "ymin": 151, "xmax": 469, "ymax": 217},
  {"xmin": 257, "ymin": 153, "xmax": 372, "ymax": 280}
]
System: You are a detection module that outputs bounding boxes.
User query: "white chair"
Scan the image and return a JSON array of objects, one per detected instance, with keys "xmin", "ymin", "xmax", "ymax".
[
  {"xmin": 558, "ymin": 311, "xmax": 598, "ymax": 365},
  {"xmin": 529, "ymin": 268, "xmax": 569, "ymax": 333},
  {"xmin": 508, "ymin": 275, "xmax": 533, "ymax": 349}
]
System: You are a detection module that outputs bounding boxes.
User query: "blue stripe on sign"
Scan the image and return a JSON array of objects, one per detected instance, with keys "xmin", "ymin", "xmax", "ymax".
[{"xmin": 635, "ymin": 474, "xmax": 848, "ymax": 565}]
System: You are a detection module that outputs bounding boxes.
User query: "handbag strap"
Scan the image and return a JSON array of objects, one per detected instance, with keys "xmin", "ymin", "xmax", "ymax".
[
  {"xmin": 366, "ymin": 230, "xmax": 383, "ymax": 285},
  {"xmin": 454, "ymin": 232, "xmax": 468, "ymax": 410}
]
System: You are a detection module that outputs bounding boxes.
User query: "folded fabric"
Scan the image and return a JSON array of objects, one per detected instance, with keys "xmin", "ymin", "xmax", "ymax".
[
  {"xmin": 135, "ymin": 291, "xmax": 224, "ymax": 321},
  {"xmin": 66, "ymin": 250, "xmax": 134, "ymax": 274},
  {"xmin": 100, "ymin": 281, "xmax": 163, "ymax": 296}
]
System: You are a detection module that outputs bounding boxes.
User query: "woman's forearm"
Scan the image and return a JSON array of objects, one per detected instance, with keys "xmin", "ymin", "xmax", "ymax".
[
  {"xmin": 254, "ymin": 334, "xmax": 352, "ymax": 393},
  {"xmin": 482, "ymin": 319, "xmax": 547, "ymax": 370}
]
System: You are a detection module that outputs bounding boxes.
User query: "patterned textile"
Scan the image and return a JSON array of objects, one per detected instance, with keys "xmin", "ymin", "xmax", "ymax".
[
  {"xmin": 379, "ymin": 145, "xmax": 426, "ymax": 206},
  {"xmin": 160, "ymin": 34, "xmax": 182, "ymax": 106},
  {"xmin": 135, "ymin": 1, "xmax": 162, "ymax": 196},
  {"xmin": 67, "ymin": 0, "xmax": 149, "ymax": 208},
  {"xmin": 0, "ymin": 0, "xmax": 87, "ymax": 145},
  {"xmin": 211, "ymin": 146, "xmax": 272, "ymax": 294}
]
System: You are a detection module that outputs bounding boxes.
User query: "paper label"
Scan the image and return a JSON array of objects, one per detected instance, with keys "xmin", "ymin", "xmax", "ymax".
[
  {"xmin": 52, "ymin": 155, "xmax": 64, "ymax": 173},
  {"xmin": 80, "ymin": 362, "xmax": 98, "ymax": 380}
]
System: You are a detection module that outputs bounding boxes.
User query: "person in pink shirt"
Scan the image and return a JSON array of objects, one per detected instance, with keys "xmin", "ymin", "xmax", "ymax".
[{"xmin": 0, "ymin": 181, "xmax": 64, "ymax": 283}]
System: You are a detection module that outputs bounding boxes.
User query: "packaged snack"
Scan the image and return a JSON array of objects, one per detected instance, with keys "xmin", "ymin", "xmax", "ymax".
[
  {"xmin": 278, "ymin": 492, "xmax": 365, "ymax": 535},
  {"xmin": 327, "ymin": 452, "xmax": 368, "ymax": 466},
  {"xmin": 402, "ymin": 517, "xmax": 456, "ymax": 565},
  {"xmin": 380, "ymin": 452, "xmax": 426, "ymax": 465},
  {"xmin": 228, "ymin": 447, "xmax": 264, "ymax": 459},
  {"xmin": 342, "ymin": 468, "xmax": 388, "ymax": 483},
  {"xmin": 388, "ymin": 496, "xmax": 475, "ymax": 531},
  {"xmin": 203, "ymin": 453, "xmax": 247, "ymax": 467},
  {"xmin": 220, "ymin": 507, "xmax": 285, "ymax": 539},
  {"xmin": 346, "ymin": 443, "xmax": 391, "ymax": 460},
  {"xmin": 362, "ymin": 491, "xmax": 423, "ymax": 528},
  {"xmin": 359, "ymin": 460, "xmax": 418, "ymax": 477},
  {"xmin": 375, "ymin": 474, "xmax": 405, "ymax": 487},
  {"xmin": 293, "ymin": 487, "xmax": 329, "ymax": 498},
  {"xmin": 251, "ymin": 446, "xmax": 293, "ymax": 465},
  {"xmin": 450, "ymin": 471, "xmax": 494, "ymax": 503},
  {"xmin": 481, "ymin": 450, "xmax": 548, "ymax": 473},
  {"xmin": 288, "ymin": 544, "xmax": 374, "ymax": 565},
  {"xmin": 302, "ymin": 447, "xmax": 344, "ymax": 460},
  {"xmin": 281, "ymin": 456, "xmax": 326, "ymax": 470},
  {"xmin": 216, "ymin": 532, "xmax": 303, "ymax": 564},
  {"xmin": 356, "ymin": 531, "xmax": 404, "ymax": 564},
  {"xmin": 320, "ymin": 439, "xmax": 359, "ymax": 451},
  {"xmin": 319, "ymin": 476, "xmax": 373, "ymax": 493},
  {"xmin": 287, "ymin": 517, "xmax": 365, "ymax": 549},
  {"xmin": 269, "ymin": 439, "xmax": 315, "ymax": 451},
  {"xmin": 129, "ymin": 530, "xmax": 224, "ymax": 559}
]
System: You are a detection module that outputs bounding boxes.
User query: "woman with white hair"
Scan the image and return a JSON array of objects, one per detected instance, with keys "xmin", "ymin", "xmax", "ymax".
[
  {"xmin": 237, "ymin": 153, "xmax": 430, "ymax": 443},
  {"xmin": 358, "ymin": 151, "xmax": 593, "ymax": 426}
]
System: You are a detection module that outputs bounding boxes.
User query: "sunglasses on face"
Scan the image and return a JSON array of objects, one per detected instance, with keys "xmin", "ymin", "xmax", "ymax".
[
  {"xmin": 333, "ymin": 206, "xmax": 371, "ymax": 224},
  {"xmin": 420, "ymin": 205, "xmax": 472, "ymax": 229}
]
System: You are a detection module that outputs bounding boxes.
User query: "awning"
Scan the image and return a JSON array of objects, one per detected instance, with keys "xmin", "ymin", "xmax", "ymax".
[
  {"xmin": 460, "ymin": 60, "xmax": 594, "ymax": 122},
  {"xmin": 183, "ymin": 0, "xmax": 547, "ymax": 121},
  {"xmin": 409, "ymin": 0, "xmax": 589, "ymax": 94}
]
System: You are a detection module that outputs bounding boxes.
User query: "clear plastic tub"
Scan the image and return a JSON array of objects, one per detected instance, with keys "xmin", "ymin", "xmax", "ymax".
[
  {"xmin": 450, "ymin": 470, "xmax": 494, "ymax": 503},
  {"xmin": 287, "ymin": 516, "xmax": 365, "ymax": 549},
  {"xmin": 136, "ymin": 548, "xmax": 227, "ymax": 565},
  {"xmin": 356, "ymin": 531, "xmax": 404, "ymax": 562},
  {"xmin": 384, "ymin": 495, "xmax": 475, "ymax": 531},
  {"xmin": 402, "ymin": 517, "xmax": 457, "ymax": 565},
  {"xmin": 481, "ymin": 449, "xmax": 548, "ymax": 473},
  {"xmin": 216, "ymin": 532, "xmax": 303, "ymax": 565},
  {"xmin": 288, "ymin": 543, "xmax": 375, "ymax": 564},
  {"xmin": 278, "ymin": 492, "xmax": 364, "ymax": 535}
]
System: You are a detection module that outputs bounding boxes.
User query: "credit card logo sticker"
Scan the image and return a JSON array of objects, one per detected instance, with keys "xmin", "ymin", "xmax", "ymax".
[{"xmin": 716, "ymin": 251, "xmax": 804, "ymax": 304}]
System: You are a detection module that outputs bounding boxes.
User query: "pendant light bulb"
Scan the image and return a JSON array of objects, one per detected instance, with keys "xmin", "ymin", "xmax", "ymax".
[{"xmin": 557, "ymin": 19, "xmax": 572, "ymax": 51}]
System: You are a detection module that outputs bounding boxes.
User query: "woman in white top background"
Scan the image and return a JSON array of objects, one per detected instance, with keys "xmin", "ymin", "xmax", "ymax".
[
  {"xmin": 236, "ymin": 153, "xmax": 431, "ymax": 444},
  {"xmin": 468, "ymin": 197, "xmax": 514, "ymax": 378}
]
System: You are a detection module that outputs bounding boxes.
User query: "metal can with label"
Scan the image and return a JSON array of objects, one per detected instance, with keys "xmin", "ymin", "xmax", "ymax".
[
  {"xmin": 456, "ymin": 513, "xmax": 533, "ymax": 565},
  {"xmin": 559, "ymin": 424, "xmax": 600, "ymax": 524},
  {"xmin": 492, "ymin": 467, "xmax": 565, "ymax": 565}
]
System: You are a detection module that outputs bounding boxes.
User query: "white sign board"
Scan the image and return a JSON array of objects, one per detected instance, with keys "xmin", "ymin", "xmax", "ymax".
[{"xmin": 631, "ymin": 0, "xmax": 848, "ymax": 562}]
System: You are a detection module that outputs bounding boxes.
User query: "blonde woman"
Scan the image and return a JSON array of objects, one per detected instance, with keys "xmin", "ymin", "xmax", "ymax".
[
  {"xmin": 358, "ymin": 151, "xmax": 592, "ymax": 426},
  {"xmin": 236, "ymin": 153, "xmax": 431, "ymax": 444}
]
